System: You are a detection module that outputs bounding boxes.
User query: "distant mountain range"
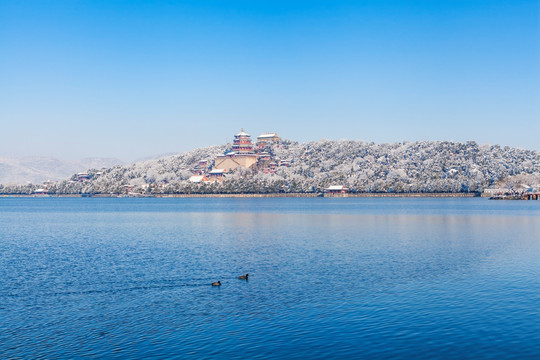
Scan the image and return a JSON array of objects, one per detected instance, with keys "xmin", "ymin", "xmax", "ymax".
[{"xmin": 0, "ymin": 156, "xmax": 124, "ymax": 184}]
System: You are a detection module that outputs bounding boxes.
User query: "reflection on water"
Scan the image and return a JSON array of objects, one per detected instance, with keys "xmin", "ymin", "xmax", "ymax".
[{"xmin": 0, "ymin": 198, "xmax": 539, "ymax": 359}]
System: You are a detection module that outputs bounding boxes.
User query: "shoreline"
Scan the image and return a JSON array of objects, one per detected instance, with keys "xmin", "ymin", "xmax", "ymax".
[{"xmin": 1, "ymin": 192, "xmax": 480, "ymax": 198}]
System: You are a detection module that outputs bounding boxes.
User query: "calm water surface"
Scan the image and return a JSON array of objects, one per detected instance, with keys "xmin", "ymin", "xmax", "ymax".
[{"xmin": 1, "ymin": 198, "xmax": 539, "ymax": 359}]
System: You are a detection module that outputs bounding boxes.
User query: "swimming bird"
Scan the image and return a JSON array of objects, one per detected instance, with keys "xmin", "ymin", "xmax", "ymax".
[
  {"xmin": 212, "ymin": 281, "xmax": 221, "ymax": 286},
  {"xmin": 238, "ymin": 274, "xmax": 249, "ymax": 280}
]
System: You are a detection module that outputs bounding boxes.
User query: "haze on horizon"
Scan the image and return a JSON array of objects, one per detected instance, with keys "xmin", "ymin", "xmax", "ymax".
[{"xmin": 1, "ymin": 0, "xmax": 538, "ymax": 162}]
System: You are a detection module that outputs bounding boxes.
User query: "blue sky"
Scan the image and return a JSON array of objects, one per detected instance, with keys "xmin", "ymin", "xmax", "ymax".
[{"xmin": 1, "ymin": 0, "xmax": 538, "ymax": 161}]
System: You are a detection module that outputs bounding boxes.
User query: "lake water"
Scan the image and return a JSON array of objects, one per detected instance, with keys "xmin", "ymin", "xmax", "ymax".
[{"xmin": 1, "ymin": 197, "xmax": 539, "ymax": 359}]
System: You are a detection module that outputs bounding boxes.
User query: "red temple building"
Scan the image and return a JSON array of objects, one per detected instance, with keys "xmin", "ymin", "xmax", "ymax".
[
  {"xmin": 214, "ymin": 129, "xmax": 258, "ymax": 172},
  {"xmin": 257, "ymin": 133, "xmax": 279, "ymax": 149},
  {"xmin": 325, "ymin": 185, "xmax": 349, "ymax": 194},
  {"xmin": 232, "ymin": 129, "xmax": 255, "ymax": 154}
]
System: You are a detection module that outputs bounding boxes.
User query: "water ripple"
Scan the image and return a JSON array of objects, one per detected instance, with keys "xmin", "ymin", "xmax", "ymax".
[{"xmin": 1, "ymin": 198, "xmax": 539, "ymax": 359}]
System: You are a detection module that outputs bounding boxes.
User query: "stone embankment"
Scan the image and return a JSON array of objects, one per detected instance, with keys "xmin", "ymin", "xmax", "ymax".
[
  {"xmin": 156, "ymin": 193, "xmax": 319, "ymax": 198},
  {"xmin": 2, "ymin": 192, "xmax": 480, "ymax": 198},
  {"xmin": 333, "ymin": 192, "xmax": 479, "ymax": 198},
  {"xmin": 159, "ymin": 193, "xmax": 479, "ymax": 198}
]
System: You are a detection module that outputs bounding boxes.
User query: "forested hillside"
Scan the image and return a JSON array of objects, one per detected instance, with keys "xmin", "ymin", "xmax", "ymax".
[{"xmin": 2, "ymin": 140, "xmax": 539, "ymax": 194}]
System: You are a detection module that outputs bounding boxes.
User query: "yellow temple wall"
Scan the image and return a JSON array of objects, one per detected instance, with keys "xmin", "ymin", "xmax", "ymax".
[{"xmin": 214, "ymin": 155, "xmax": 257, "ymax": 172}]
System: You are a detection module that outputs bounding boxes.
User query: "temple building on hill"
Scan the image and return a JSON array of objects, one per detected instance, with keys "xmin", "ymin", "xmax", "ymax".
[
  {"xmin": 214, "ymin": 129, "xmax": 258, "ymax": 172},
  {"xmin": 257, "ymin": 133, "xmax": 279, "ymax": 149},
  {"xmin": 232, "ymin": 129, "xmax": 255, "ymax": 154},
  {"xmin": 188, "ymin": 175, "xmax": 209, "ymax": 183}
]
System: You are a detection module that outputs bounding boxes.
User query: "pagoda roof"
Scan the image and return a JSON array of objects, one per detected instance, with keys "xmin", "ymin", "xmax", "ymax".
[
  {"xmin": 257, "ymin": 133, "xmax": 278, "ymax": 138},
  {"xmin": 235, "ymin": 128, "xmax": 250, "ymax": 137}
]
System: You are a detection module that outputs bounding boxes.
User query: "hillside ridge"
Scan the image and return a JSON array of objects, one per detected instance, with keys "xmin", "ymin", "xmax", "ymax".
[{"xmin": 1, "ymin": 139, "xmax": 539, "ymax": 194}]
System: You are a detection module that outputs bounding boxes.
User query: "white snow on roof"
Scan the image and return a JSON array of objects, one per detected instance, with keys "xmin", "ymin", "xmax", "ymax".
[
  {"xmin": 326, "ymin": 185, "xmax": 348, "ymax": 190},
  {"xmin": 188, "ymin": 175, "xmax": 206, "ymax": 183},
  {"xmin": 235, "ymin": 128, "xmax": 250, "ymax": 137},
  {"xmin": 257, "ymin": 133, "xmax": 278, "ymax": 138}
]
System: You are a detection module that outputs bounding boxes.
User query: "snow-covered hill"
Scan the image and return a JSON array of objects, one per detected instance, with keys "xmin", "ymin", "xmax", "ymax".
[{"xmin": 2, "ymin": 140, "xmax": 539, "ymax": 194}]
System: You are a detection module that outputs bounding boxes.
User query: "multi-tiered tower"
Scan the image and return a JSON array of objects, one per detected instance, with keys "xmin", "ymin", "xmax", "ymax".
[
  {"xmin": 232, "ymin": 129, "xmax": 254, "ymax": 154},
  {"xmin": 213, "ymin": 129, "xmax": 259, "ymax": 172}
]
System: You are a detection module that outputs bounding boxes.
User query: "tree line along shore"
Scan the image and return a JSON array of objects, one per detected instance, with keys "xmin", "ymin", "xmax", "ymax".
[{"xmin": 1, "ymin": 137, "xmax": 539, "ymax": 196}]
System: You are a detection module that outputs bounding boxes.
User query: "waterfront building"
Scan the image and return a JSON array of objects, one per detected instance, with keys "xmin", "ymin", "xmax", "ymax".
[
  {"xmin": 34, "ymin": 188, "xmax": 49, "ymax": 195},
  {"xmin": 123, "ymin": 184, "xmax": 135, "ymax": 193},
  {"xmin": 522, "ymin": 192, "xmax": 540, "ymax": 200},
  {"xmin": 326, "ymin": 185, "xmax": 349, "ymax": 194},
  {"xmin": 482, "ymin": 188, "xmax": 508, "ymax": 197}
]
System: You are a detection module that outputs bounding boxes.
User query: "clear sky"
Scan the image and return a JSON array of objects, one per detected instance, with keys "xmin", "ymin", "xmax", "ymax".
[{"xmin": 1, "ymin": 0, "xmax": 538, "ymax": 161}]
